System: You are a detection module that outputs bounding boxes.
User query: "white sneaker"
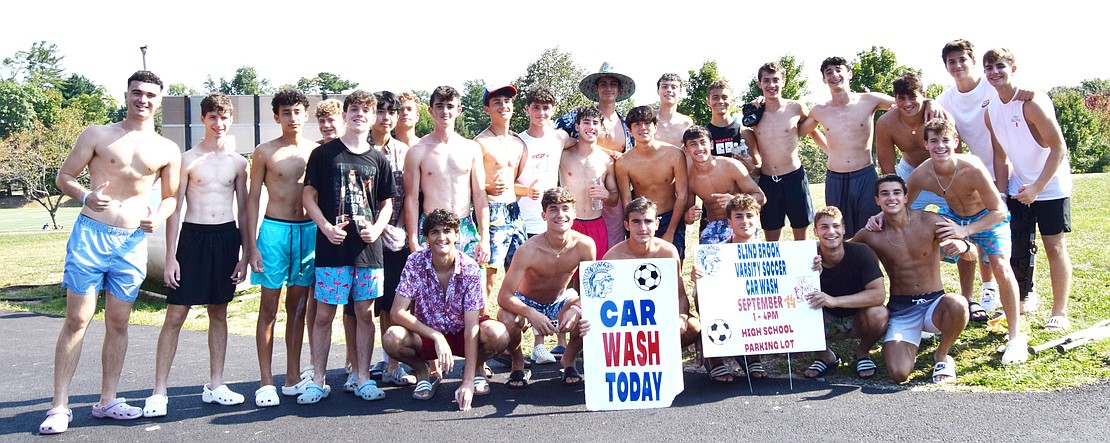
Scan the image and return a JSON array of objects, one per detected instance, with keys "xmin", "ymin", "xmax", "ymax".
[
  {"xmin": 980, "ymin": 286, "xmax": 998, "ymax": 312},
  {"xmin": 1001, "ymin": 335, "xmax": 1029, "ymax": 365},
  {"xmin": 531, "ymin": 344, "xmax": 556, "ymax": 364}
]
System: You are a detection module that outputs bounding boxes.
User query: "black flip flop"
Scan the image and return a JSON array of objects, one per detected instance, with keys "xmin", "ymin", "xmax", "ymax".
[
  {"xmin": 507, "ymin": 369, "xmax": 530, "ymax": 389},
  {"xmin": 561, "ymin": 366, "xmax": 583, "ymax": 385},
  {"xmin": 969, "ymin": 302, "xmax": 989, "ymax": 323}
]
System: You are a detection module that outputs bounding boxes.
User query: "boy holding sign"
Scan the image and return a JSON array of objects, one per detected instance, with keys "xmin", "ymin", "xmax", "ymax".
[
  {"xmin": 804, "ymin": 206, "xmax": 888, "ymax": 379},
  {"xmin": 496, "ymin": 188, "xmax": 595, "ymax": 387},
  {"xmin": 383, "ymin": 209, "xmax": 510, "ymax": 410},
  {"xmin": 603, "ymin": 197, "xmax": 701, "ymax": 345},
  {"xmin": 693, "ymin": 194, "xmax": 770, "ymax": 381}
]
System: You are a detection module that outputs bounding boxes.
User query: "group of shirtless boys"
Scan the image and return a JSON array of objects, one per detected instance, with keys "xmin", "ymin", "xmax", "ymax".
[{"xmin": 38, "ymin": 37, "xmax": 1073, "ymax": 434}]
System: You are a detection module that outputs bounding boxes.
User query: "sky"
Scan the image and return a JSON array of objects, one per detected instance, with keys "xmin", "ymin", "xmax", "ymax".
[{"xmin": 2, "ymin": 0, "xmax": 1104, "ymax": 107}]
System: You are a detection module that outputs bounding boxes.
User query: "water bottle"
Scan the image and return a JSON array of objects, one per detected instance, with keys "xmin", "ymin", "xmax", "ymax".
[
  {"xmin": 737, "ymin": 138, "xmax": 750, "ymax": 158},
  {"xmin": 591, "ymin": 178, "xmax": 604, "ymax": 210}
]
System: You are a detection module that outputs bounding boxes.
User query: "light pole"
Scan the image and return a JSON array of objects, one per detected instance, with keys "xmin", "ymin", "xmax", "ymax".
[{"xmin": 140, "ymin": 46, "xmax": 148, "ymax": 70}]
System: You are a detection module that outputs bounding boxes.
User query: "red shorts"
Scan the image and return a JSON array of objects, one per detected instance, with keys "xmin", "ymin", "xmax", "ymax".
[
  {"xmin": 418, "ymin": 316, "xmax": 491, "ymax": 361},
  {"xmin": 572, "ymin": 216, "xmax": 609, "ymax": 258}
]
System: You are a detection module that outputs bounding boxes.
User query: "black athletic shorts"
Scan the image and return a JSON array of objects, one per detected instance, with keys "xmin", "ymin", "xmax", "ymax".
[
  {"xmin": 758, "ymin": 166, "xmax": 815, "ymax": 231},
  {"xmin": 167, "ymin": 222, "xmax": 240, "ymax": 306}
]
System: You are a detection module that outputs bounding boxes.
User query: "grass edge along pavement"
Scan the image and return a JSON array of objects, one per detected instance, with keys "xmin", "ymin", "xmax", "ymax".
[{"xmin": 2, "ymin": 174, "xmax": 1109, "ymax": 391}]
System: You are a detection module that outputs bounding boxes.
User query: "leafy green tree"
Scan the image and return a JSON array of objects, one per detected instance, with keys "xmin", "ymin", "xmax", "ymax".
[
  {"xmin": 742, "ymin": 54, "xmax": 810, "ymax": 102},
  {"xmin": 296, "ymin": 72, "xmax": 359, "ymax": 95},
  {"xmin": 457, "ymin": 79, "xmax": 489, "ymax": 138},
  {"xmin": 167, "ymin": 83, "xmax": 198, "ymax": 96},
  {"xmin": 678, "ymin": 60, "xmax": 725, "ymax": 126},
  {"xmin": 924, "ymin": 83, "xmax": 945, "ymax": 99},
  {"xmin": 205, "ymin": 66, "xmax": 272, "ymax": 95},
  {"xmin": 0, "ymin": 107, "xmax": 87, "ymax": 228},
  {"xmin": 510, "ymin": 47, "xmax": 589, "ymax": 133},
  {"xmin": 1052, "ymin": 90, "xmax": 1109, "ymax": 173},
  {"xmin": 850, "ymin": 46, "xmax": 921, "ymax": 95},
  {"xmin": 0, "ymin": 80, "xmax": 61, "ymax": 137},
  {"xmin": 60, "ymin": 74, "xmax": 115, "ymax": 124},
  {"xmin": 2, "ymin": 41, "xmax": 65, "ymax": 89}
]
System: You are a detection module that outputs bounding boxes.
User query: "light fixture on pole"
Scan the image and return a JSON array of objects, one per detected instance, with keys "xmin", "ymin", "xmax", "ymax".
[{"xmin": 140, "ymin": 46, "xmax": 148, "ymax": 70}]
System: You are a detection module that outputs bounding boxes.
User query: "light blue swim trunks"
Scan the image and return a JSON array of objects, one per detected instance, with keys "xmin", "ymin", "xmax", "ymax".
[
  {"xmin": 251, "ymin": 216, "xmax": 316, "ymax": 289},
  {"xmin": 62, "ymin": 214, "xmax": 147, "ymax": 303},
  {"xmin": 938, "ymin": 207, "xmax": 1012, "ymax": 265}
]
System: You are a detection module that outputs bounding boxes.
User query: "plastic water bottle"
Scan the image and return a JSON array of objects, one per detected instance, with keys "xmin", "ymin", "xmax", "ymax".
[
  {"xmin": 737, "ymin": 138, "xmax": 750, "ymax": 159},
  {"xmin": 591, "ymin": 178, "xmax": 604, "ymax": 210}
]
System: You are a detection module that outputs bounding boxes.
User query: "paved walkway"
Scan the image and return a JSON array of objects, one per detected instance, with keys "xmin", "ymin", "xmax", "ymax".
[{"xmin": 2, "ymin": 309, "xmax": 1107, "ymax": 441}]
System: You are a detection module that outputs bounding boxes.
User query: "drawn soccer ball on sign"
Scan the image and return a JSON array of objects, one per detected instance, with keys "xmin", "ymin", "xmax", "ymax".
[
  {"xmin": 633, "ymin": 263, "xmax": 662, "ymax": 291},
  {"xmin": 708, "ymin": 319, "xmax": 731, "ymax": 345}
]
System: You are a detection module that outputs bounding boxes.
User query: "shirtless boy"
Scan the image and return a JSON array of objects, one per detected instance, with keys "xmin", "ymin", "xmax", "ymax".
[
  {"xmin": 654, "ymin": 73, "xmax": 694, "ymax": 147},
  {"xmin": 42, "ymin": 71, "xmax": 181, "ymax": 434},
  {"xmin": 681, "ymin": 126, "xmax": 765, "ymax": 245},
  {"xmin": 747, "ymin": 62, "xmax": 822, "ymax": 241},
  {"xmin": 910, "ymin": 118, "xmax": 1026, "ymax": 360},
  {"xmin": 496, "ymin": 187, "xmax": 594, "ymax": 387},
  {"xmin": 143, "ymin": 93, "xmax": 249, "ymax": 417},
  {"xmin": 876, "ymin": 73, "xmax": 992, "ymax": 322},
  {"xmin": 802, "ymin": 57, "xmax": 897, "ymax": 237},
  {"xmin": 247, "ymin": 88, "xmax": 318, "ymax": 407},
  {"xmin": 556, "ymin": 63, "xmax": 636, "ymax": 248},
  {"xmin": 983, "ymin": 48, "xmax": 1074, "ymax": 332},
  {"xmin": 395, "ymin": 92, "xmax": 422, "ymax": 148},
  {"xmin": 516, "ymin": 85, "xmax": 572, "ymax": 363},
  {"xmin": 475, "ymin": 85, "xmax": 528, "ymax": 294},
  {"xmin": 315, "ymin": 98, "xmax": 344, "ymax": 144},
  {"xmin": 615, "ymin": 106, "xmax": 688, "ymax": 257},
  {"xmin": 853, "ymin": 175, "xmax": 972, "ymax": 383},
  {"xmin": 404, "ymin": 86, "xmax": 490, "ymax": 264},
  {"xmin": 560, "ymin": 106, "xmax": 618, "ymax": 258},
  {"xmin": 603, "ymin": 197, "xmax": 701, "ymax": 346},
  {"xmin": 384, "ymin": 209, "xmax": 510, "ymax": 410},
  {"xmin": 301, "ymin": 90, "xmax": 396, "ymax": 404}
]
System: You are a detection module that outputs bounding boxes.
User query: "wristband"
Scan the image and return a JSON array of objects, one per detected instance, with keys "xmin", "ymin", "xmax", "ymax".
[
  {"xmin": 82, "ymin": 191, "xmax": 91, "ymax": 206},
  {"xmin": 569, "ymin": 304, "xmax": 583, "ymax": 316},
  {"xmin": 962, "ymin": 238, "xmax": 973, "ymax": 253}
]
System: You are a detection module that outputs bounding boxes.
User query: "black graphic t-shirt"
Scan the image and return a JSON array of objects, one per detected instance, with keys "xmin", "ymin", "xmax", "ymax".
[
  {"xmin": 304, "ymin": 139, "xmax": 396, "ymax": 268},
  {"xmin": 706, "ymin": 119, "xmax": 743, "ymax": 157}
]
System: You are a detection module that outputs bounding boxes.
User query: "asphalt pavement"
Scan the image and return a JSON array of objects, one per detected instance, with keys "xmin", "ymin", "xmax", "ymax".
[{"xmin": 2, "ymin": 309, "xmax": 1108, "ymax": 442}]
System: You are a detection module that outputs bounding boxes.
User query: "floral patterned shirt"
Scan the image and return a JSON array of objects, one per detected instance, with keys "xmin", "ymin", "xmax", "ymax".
[{"xmin": 395, "ymin": 248, "xmax": 483, "ymax": 334}]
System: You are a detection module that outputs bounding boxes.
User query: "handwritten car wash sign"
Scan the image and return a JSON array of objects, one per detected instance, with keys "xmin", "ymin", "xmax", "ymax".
[
  {"xmin": 694, "ymin": 241, "xmax": 824, "ymax": 358},
  {"xmin": 580, "ymin": 258, "xmax": 683, "ymax": 411}
]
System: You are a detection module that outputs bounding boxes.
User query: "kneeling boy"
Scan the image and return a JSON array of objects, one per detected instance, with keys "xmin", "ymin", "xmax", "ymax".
[{"xmin": 384, "ymin": 209, "xmax": 509, "ymax": 410}]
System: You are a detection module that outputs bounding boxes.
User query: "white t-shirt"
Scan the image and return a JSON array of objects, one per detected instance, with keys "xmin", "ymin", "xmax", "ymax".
[
  {"xmin": 985, "ymin": 96, "xmax": 1072, "ymax": 200},
  {"xmin": 517, "ymin": 130, "xmax": 564, "ymax": 234},
  {"xmin": 937, "ymin": 78, "xmax": 998, "ymax": 179}
]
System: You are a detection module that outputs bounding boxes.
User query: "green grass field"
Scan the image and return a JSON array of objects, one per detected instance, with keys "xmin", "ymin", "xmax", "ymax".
[{"xmin": 2, "ymin": 175, "xmax": 1108, "ymax": 391}]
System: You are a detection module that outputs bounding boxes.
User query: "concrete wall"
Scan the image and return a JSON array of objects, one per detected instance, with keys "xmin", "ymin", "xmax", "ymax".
[{"xmin": 162, "ymin": 94, "xmax": 345, "ymax": 153}]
